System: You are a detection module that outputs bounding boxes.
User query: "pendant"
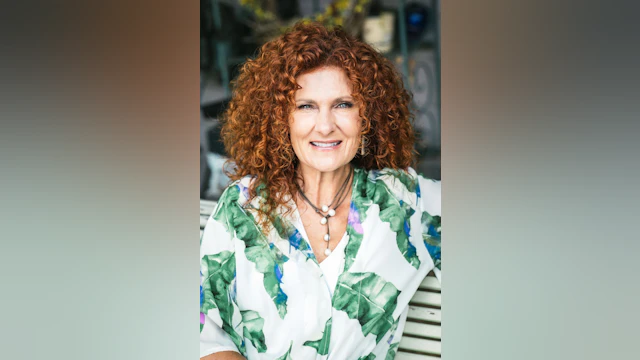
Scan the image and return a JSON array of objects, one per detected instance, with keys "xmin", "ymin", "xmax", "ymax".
[
  {"xmin": 324, "ymin": 248, "xmax": 331, "ymax": 256},
  {"xmin": 320, "ymin": 217, "xmax": 327, "ymax": 225},
  {"xmin": 324, "ymin": 234, "xmax": 330, "ymax": 241}
]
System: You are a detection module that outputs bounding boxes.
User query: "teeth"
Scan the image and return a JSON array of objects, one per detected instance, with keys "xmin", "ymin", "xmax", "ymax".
[{"xmin": 312, "ymin": 141, "xmax": 340, "ymax": 147}]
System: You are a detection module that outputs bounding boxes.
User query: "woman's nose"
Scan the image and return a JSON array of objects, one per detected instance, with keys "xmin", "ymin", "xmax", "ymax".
[{"xmin": 315, "ymin": 109, "xmax": 336, "ymax": 135}]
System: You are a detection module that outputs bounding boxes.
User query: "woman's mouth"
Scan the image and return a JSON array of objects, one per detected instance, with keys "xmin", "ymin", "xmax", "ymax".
[{"xmin": 310, "ymin": 141, "xmax": 342, "ymax": 148}]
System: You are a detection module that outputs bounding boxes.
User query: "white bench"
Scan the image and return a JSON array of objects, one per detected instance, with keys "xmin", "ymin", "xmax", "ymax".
[{"xmin": 201, "ymin": 200, "xmax": 441, "ymax": 359}]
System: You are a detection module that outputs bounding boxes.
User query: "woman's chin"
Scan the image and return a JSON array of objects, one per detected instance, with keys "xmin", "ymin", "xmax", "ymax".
[{"xmin": 302, "ymin": 160, "xmax": 352, "ymax": 174}]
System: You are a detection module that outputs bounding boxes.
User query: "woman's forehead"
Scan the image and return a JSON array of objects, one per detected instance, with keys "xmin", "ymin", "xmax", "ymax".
[{"xmin": 294, "ymin": 67, "xmax": 354, "ymax": 98}]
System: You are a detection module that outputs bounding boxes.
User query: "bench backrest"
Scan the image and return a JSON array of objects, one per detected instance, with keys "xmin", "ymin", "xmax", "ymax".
[{"xmin": 200, "ymin": 200, "xmax": 441, "ymax": 359}]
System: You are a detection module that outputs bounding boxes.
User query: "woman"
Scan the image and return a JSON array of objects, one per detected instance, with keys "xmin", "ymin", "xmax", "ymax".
[{"xmin": 200, "ymin": 22, "xmax": 441, "ymax": 360}]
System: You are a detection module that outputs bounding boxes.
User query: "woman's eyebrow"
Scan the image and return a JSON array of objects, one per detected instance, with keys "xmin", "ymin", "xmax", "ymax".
[
  {"xmin": 295, "ymin": 96, "xmax": 355, "ymax": 104},
  {"xmin": 296, "ymin": 96, "xmax": 353, "ymax": 102}
]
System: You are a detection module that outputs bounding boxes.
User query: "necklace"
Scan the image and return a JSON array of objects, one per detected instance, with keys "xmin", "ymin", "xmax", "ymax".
[{"xmin": 297, "ymin": 167, "xmax": 354, "ymax": 257}]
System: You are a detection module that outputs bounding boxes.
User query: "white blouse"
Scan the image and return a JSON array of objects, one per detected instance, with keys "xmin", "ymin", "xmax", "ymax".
[{"xmin": 200, "ymin": 167, "xmax": 441, "ymax": 359}]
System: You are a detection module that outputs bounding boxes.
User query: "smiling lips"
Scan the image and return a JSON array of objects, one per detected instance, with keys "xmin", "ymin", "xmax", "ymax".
[{"xmin": 310, "ymin": 141, "xmax": 342, "ymax": 148}]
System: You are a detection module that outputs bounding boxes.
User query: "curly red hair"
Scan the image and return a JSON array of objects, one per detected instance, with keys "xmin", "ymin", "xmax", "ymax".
[{"xmin": 221, "ymin": 21, "xmax": 416, "ymax": 227}]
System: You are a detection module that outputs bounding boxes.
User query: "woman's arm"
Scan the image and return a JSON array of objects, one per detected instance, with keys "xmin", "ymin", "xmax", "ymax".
[
  {"xmin": 201, "ymin": 351, "xmax": 246, "ymax": 360},
  {"xmin": 200, "ymin": 186, "xmax": 247, "ymax": 358}
]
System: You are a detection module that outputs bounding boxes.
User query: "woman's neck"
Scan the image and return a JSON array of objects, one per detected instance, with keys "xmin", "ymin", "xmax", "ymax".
[{"xmin": 296, "ymin": 164, "xmax": 352, "ymax": 207}]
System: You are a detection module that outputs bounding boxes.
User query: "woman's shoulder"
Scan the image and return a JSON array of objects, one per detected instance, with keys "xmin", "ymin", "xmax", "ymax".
[
  {"xmin": 369, "ymin": 167, "xmax": 417, "ymax": 188},
  {"xmin": 215, "ymin": 175, "xmax": 257, "ymax": 209},
  {"xmin": 365, "ymin": 167, "xmax": 437, "ymax": 192},
  {"xmin": 362, "ymin": 167, "xmax": 440, "ymax": 209}
]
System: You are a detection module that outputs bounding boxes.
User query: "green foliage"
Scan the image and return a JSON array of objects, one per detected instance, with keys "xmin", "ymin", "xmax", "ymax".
[{"xmin": 239, "ymin": 0, "xmax": 372, "ymax": 30}]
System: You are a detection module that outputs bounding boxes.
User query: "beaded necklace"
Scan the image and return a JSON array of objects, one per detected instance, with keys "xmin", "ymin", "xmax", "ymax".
[{"xmin": 297, "ymin": 167, "xmax": 354, "ymax": 256}]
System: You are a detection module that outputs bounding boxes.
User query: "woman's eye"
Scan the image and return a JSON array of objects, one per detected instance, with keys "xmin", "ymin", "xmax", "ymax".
[
  {"xmin": 336, "ymin": 102, "xmax": 353, "ymax": 109},
  {"xmin": 297, "ymin": 104, "xmax": 313, "ymax": 110}
]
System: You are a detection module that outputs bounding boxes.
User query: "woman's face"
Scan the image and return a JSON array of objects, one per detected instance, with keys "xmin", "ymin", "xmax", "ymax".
[{"xmin": 290, "ymin": 66, "xmax": 361, "ymax": 175}]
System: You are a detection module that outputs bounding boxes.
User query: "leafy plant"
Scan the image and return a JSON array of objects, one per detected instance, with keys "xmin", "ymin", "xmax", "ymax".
[{"xmin": 239, "ymin": 0, "xmax": 373, "ymax": 42}]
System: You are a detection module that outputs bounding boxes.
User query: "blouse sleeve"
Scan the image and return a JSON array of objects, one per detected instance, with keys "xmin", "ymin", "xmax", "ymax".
[
  {"xmin": 415, "ymin": 171, "xmax": 442, "ymax": 282},
  {"xmin": 384, "ymin": 306, "xmax": 410, "ymax": 358},
  {"xmin": 200, "ymin": 185, "xmax": 245, "ymax": 357}
]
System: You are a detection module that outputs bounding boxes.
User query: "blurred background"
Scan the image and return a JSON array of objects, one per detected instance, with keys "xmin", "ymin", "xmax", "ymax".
[{"xmin": 200, "ymin": 0, "xmax": 441, "ymax": 200}]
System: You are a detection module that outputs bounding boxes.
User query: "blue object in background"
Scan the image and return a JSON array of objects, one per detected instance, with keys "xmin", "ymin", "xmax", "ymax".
[{"xmin": 405, "ymin": 2, "xmax": 429, "ymax": 44}]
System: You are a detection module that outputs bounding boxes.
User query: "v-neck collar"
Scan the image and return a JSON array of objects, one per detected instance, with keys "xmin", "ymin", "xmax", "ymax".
[
  {"xmin": 291, "ymin": 211, "xmax": 349, "ymax": 266},
  {"xmin": 283, "ymin": 167, "xmax": 366, "ymax": 267}
]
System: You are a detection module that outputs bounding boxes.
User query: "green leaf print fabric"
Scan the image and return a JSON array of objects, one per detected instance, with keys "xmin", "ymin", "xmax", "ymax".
[
  {"xmin": 216, "ymin": 184, "xmax": 290, "ymax": 319},
  {"xmin": 358, "ymin": 354, "xmax": 377, "ymax": 360},
  {"xmin": 370, "ymin": 176, "xmax": 421, "ymax": 269},
  {"xmin": 200, "ymin": 168, "xmax": 441, "ymax": 359},
  {"xmin": 201, "ymin": 251, "xmax": 244, "ymax": 353},
  {"xmin": 382, "ymin": 168, "xmax": 418, "ymax": 193},
  {"xmin": 385, "ymin": 343, "xmax": 399, "ymax": 360},
  {"xmin": 344, "ymin": 169, "xmax": 370, "ymax": 271},
  {"xmin": 275, "ymin": 342, "xmax": 293, "ymax": 360},
  {"xmin": 421, "ymin": 211, "xmax": 442, "ymax": 270},
  {"xmin": 241, "ymin": 310, "xmax": 267, "ymax": 353},
  {"xmin": 303, "ymin": 318, "xmax": 332, "ymax": 355},
  {"xmin": 416, "ymin": 174, "xmax": 442, "ymax": 276},
  {"xmin": 332, "ymin": 272, "xmax": 400, "ymax": 343}
]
